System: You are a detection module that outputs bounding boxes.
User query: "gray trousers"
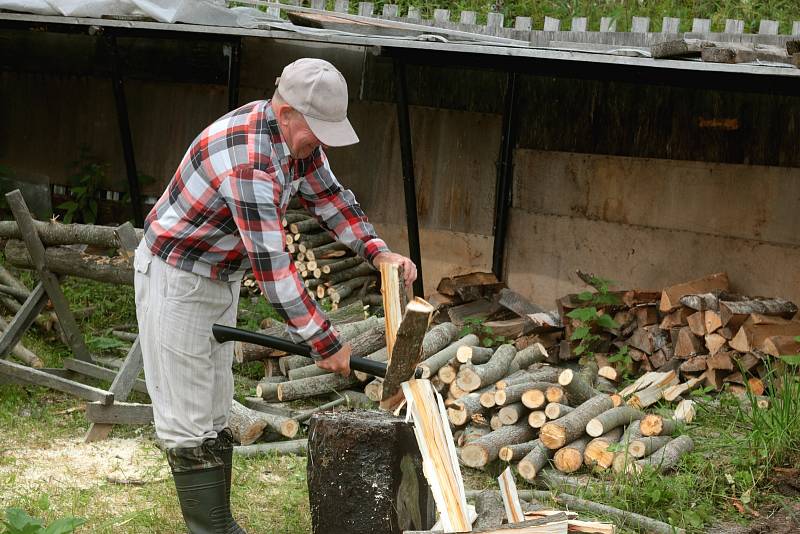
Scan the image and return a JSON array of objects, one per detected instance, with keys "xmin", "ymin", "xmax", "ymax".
[{"xmin": 134, "ymin": 242, "xmax": 240, "ymax": 449}]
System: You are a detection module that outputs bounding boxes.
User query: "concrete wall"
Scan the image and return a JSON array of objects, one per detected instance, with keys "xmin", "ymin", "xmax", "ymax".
[{"xmin": 2, "ymin": 29, "xmax": 799, "ymax": 308}]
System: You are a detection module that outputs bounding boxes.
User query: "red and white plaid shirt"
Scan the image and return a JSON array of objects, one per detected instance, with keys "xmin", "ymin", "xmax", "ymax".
[{"xmin": 143, "ymin": 100, "xmax": 389, "ymax": 359}]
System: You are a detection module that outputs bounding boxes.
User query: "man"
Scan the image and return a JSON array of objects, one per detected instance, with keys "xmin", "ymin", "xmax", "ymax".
[{"xmin": 133, "ymin": 58, "xmax": 416, "ymax": 533}]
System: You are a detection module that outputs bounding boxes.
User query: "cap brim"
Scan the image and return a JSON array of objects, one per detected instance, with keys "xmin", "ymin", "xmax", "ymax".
[{"xmin": 305, "ymin": 115, "xmax": 359, "ymax": 147}]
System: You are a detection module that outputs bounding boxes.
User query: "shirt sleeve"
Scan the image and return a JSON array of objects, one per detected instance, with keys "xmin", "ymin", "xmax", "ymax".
[
  {"xmin": 218, "ymin": 167, "xmax": 342, "ymax": 359},
  {"xmin": 296, "ymin": 148, "xmax": 390, "ymax": 266}
]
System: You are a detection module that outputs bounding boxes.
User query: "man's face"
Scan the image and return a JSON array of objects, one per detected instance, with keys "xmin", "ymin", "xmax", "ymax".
[{"xmin": 278, "ymin": 106, "xmax": 323, "ymax": 160}]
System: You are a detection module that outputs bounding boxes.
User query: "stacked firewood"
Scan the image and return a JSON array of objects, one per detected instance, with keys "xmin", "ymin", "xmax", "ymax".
[{"xmin": 245, "ymin": 198, "xmax": 383, "ymax": 310}]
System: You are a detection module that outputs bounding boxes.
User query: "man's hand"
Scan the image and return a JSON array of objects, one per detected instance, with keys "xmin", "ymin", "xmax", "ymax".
[
  {"xmin": 316, "ymin": 343, "xmax": 351, "ymax": 377},
  {"xmin": 373, "ymin": 252, "xmax": 417, "ymax": 288}
]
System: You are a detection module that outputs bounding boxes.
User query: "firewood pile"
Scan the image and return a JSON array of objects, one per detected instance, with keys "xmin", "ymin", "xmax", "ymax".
[
  {"xmin": 652, "ymin": 38, "xmax": 800, "ymax": 68},
  {"xmin": 241, "ymin": 197, "xmax": 383, "ymax": 309}
]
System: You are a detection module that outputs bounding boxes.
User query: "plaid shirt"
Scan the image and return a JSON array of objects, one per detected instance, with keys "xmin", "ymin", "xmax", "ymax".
[{"xmin": 143, "ymin": 100, "xmax": 389, "ymax": 359}]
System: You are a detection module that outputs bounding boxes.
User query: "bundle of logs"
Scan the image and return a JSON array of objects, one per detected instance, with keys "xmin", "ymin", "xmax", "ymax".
[{"xmin": 241, "ymin": 198, "xmax": 383, "ymax": 310}]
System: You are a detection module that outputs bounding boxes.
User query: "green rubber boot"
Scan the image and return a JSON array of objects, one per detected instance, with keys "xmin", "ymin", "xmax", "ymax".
[
  {"xmin": 166, "ymin": 439, "xmax": 247, "ymax": 534},
  {"xmin": 214, "ymin": 428, "xmax": 245, "ymax": 530}
]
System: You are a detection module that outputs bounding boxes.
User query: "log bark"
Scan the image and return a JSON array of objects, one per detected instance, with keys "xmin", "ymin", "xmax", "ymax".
[
  {"xmin": 461, "ymin": 421, "xmax": 534, "ymax": 468},
  {"xmin": 228, "ymin": 400, "xmax": 299, "ymax": 444},
  {"xmin": 517, "ymin": 440, "xmax": 552, "ymax": 481},
  {"xmin": 418, "ymin": 334, "xmax": 479, "ymax": 379},
  {"xmin": 639, "ymin": 414, "xmax": 678, "ymax": 437},
  {"xmin": 5, "ymin": 240, "xmax": 133, "ymax": 285},
  {"xmin": 553, "ymin": 435, "xmax": 591, "ymax": 473},
  {"xmin": 287, "ymin": 323, "xmax": 387, "ymax": 380},
  {"xmin": 456, "ymin": 344, "xmax": 517, "ymax": 392},
  {"xmin": 629, "ymin": 436, "xmax": 673, "ymax": 459},
  {"xmin": 329, "ymin": 275, "xmax": 376, "ymax": 303},
  {"xmin": 320, "ymin": 262, "xmax": 376, "ymax": 288},
  {"xmin": 447, "ymin": 391, "xmax": 484, "ymax": 426},
  {"xmin": 505, "ymin": 344, "xmax": 548, "ymax": 375},
  {"xmin": 544, "ymin": 403, "xmax": 573, "ymax": 420},
  {"xmin": 720, "ymin": 297, "xmax": 798, "ymax": 319},
  {"xmin": 557, "ymin": 362, "xmax": 598, "ymax": 406},
  {"xmin": 498, "ymin": 402, "xmax": 527, "ymax": 425},
  {"xmin": 458, "ymin": 423, "xmax": 491, "ymax": 447},
  {"xmin": 278, "ymin": 355, "xmax": 311, "ymax": 375},
  {"xmin": 256, "ymin": 380, "xmax": 281, "ymax": 401},
  {"xmin": 498, "ymin": 439, "xmax": 540, "ymax": 462},
  {"xmin": 631, "ymin": 435, "xmax": 693, "ymax": 474},
  {"xmin": 319, "ymin": 256, "xmax": 364, "ymax": 274},
  {"xmin": 234, "ymin": 439, "xmax": 307, "ymax": 457},
  {"xmin": 583, "ymin": 427, "xmax": 623, "ymax": 470},
  {"xmin": 496, "ymin": 366, "xmax": 561, "ymax": 389},
  {"xmin": 473, "ymin": 489, "xmax": 505, "ymax": 529},
  {"xmin": 659, "ymin": 272, "xmax": 729, "ymax": 313},
  {"xmin": 540, "ymin": 394, "xmax": 614, "ymax": 450},
  {"xmin": 586, "ymin": 406, "xmax": 644, "ymax": 437},
  {"xmin": 456, "ymin": 345, "xmax": 494, "ymax": 364},
  {"xmin": 0, "ymin": 220, "xmax": 143, "ymax": 247},
  {"xmin": 0, "ymin": 316, "xmax": 44, "ymax": 367}
]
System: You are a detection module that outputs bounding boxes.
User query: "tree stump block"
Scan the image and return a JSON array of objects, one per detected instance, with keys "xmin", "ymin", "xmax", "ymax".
[{"xmin": 307, "ymin": 410, "xmax": 434, "ymax": 534}]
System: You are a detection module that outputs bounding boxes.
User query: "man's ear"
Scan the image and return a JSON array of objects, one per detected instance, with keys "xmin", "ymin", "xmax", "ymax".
[{"xmin": 274, "ymin": 103, "xmax": 293, "ymax": 127}]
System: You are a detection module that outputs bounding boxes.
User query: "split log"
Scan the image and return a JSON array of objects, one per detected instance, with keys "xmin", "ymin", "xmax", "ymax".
[
  {"xmin": 704, "ymin": 333, "xmax": 727, "ymax": 355},
  {"xmin": 456, "ymin": 344, "xmax": 517, "ymax": 392},
  {"xmin": 586, "ymin": 406, "xmax": 644, "ymax": 437},
  {"xmin": 729, "ymin": 319, "xmax": 800, "ymax": 353},
  {"xmin": 583, "ymin": 427, "xmax": 623, "ymax": 470},
  {"xmin": 527, "ymin": 411, "xmax": 547, "ymax": 429},
  {"xmin": 418, "ymin": 334, "xmax": 479, "ymax": 379},
  {"xmin": 498, "ymin": 402, "xmax": 528, "ymax": 425},
  {"xmin": 557, "ymin": 362, "xmax": 598, "ymax": 405},
  {"xmin": 630, "ymin": 435, "xmax": 694, "ymax": 474},
  {"xmin": 473, "ymin": 489, "xmax": 505, "ymax": 530},
  {"xmin": 544, "ymin": 403, "xmax": 573, "ymax": 420},
  {"xmin": 639, "ymin": 414, "xmax": 678, "ymax": 437},
  {"xmin": 659, "ymin": 307, "xmax": 691, "ymax": 329},
  {"xmin": 762, "ymin": 335, "xmax": 800, "ymax": 357},
  {"xmin": 5, "ymin": 240, "xmax": 133, "ymax": 285},
  {"xmin": 553, "ymin": 435, "xmax": 591, "ymax": 473},
  {"xmin": 663, "ymin": 373, "xmax": 707, "ymax": 402},
  {"xmin": 233, "ymin": 439, "xmax": 307, "ymax": 457},
  {"xmin": 627, "ymin": 371, "xmax": 679, "ymax": 409},
  {"xmin": 461, "ymin": 421, "xmax": 534, "ymax": 468},
  {"xmin": 540, "ymin": 394, "xmax": 614, "ymax": 450},
  {"xmin": 629, "ymin": 436, "xmax": 673, "ymax": 459},
  {"xmin": 517, "ymin": 440, "xmax": 552, "ymax": 481},
  {"xmin": 456, "ymin": 345, "xmax": 494, "ymax": 364},
  {"xmin": 686, "ymin": 311, "xmax": 706, "ymax": 336},
  {"xmin": 228, "ymin": 400, "xmax": 298, "ymax": 444},
  {"xmin": 627, "ymin": 325, "xmax": 668, "ymax": 355},
  {"xmin": 496, "ymin": 381, "xmax": 554, "ymax": 407},
  {"xmin": 659, "ymin": 272, "xmax": 729, "ymax": 313},
  {"xmin": 498, "ymin": 440, "xmax": 542, "ymax": 466},
  {"xmin": 674, "ymin": 399, "xmax": 696, "ymax": 423}
]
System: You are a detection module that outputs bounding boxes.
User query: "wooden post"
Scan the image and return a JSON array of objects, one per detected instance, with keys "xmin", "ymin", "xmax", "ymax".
[{"xmin": 307, "ymin": 410, "xmax": 434, "ymax": 533}]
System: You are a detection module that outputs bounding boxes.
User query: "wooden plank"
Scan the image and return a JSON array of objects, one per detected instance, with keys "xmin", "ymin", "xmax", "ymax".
[
  {"xmin": 571, "ymin": 18, "xmax": 587, "ymax": 32},
  {"xmin": 460, "ymin": 11, "xmax": 476, "ymax": 25},
  {"xmin": 725, "ymin": 19, "xmax": 744, "ymax": 34},
  {"xmin": 543, "ymin": 17, "xmax": 560, "ymax": 31},
  {"xmin": 793, "ymin": 21, "xmax": 800, "ymax": 35},
  {"xmin": 759, "ymin": 20, "xmax": 779, "ymax": 35},
  {"xmin": 691, "ymin": 18, "xmax": 710, "ymax": 33},
  {"xmin": 631, "ymin": 17, "xmax": 650, "ymax": 33},
  {"xmin": 662, "ymin": 17, "xmax": 680, "ymax": 33},
  {"xmin": 0, "ymin": 282, "xmax": 47, "ymax": 358},
  {"xmin": 499, "ymin": 466, "xmax": 525, "ymax": 523},
  {"xmin": 85, "ymin": 401, "xmax": 153, "ymax": 424},
  {"xmin": 407, "ymin": 7, "xmax": 421, "ymax": 20},
  {"xmin": 487, "ymin": 13, "xmax": 504, "ymax": 30},
  {"xmin": 600, "ymin": 17, "xmax": 616, "ymax": 32},
  {"xmin": 515, "ymin": 17, "xmax": 532, "ymax": 31},
  {"xmin": 358, "ymin": 2, "xmax": 374, "ymax": 16},
  {"xmin": 381, "ymin": 263, "xmax": 406, "ymax": 360},
  {"xmin": 382, "ymin": 4, "xmax": 398, "ymax": 17},
  {"xmin": 433, "ymin": 9, "xmax": 449, "ymax": 23},
  {"xmin": 64, "ymin": 354, "xmax": 147, "ymax": 395},
  {"xmin": 334, "ymin": 0, "xmax": 349, "ymax": 13},
  {"xmin": 0, "ymin": 358, "xmax": 114, "ymax": 404},
  {"xmin": 7, "ymin": 190, "xmax": 92, "ymax": 362},
  {"xmin": 310, "ymin": 0, "xmax": 325, "ymax": 9}
]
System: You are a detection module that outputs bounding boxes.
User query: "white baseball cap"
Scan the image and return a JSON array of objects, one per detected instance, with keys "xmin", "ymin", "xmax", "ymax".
[{"xmin": 275, "ymin": 58, "xmax": 359, "ymax": 147}]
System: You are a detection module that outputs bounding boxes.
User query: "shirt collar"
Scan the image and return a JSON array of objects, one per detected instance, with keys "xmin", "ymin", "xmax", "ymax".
[{"xmin": 265, "ymin": 100, "xmax": 291, "ymax": 163}]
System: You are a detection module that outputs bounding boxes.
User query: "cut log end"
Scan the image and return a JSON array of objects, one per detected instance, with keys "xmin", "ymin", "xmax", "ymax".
[
  {"xmin": 447, "ymin": 407, "xmax": 469, "ymax": 427},
  {"xmin": 554, "ymin": 448, "xmax": 583, "ymax": 473},
  {"xmin": 480, "ymin": 391, "xmax": 497, "ymax": 409},
  {"xmin": 498, "ymin": 446, "xmax": 514, "ymax": 462},
  {"xmin": 456, "ymin": 368, "xmax": 482, "ymax": 393},
  {"xmin": 540, "ymin": 423, "xmax": 567, "ymax": 450},
  {"xmin": 521, "ymin": 389, "xmax": 545, "ymax": 409},
  {"xmin": 558, "ymin": 368, "xmax": 575, "ymax": 386},
  {"xmin": 528, "ymin": 411, "xmax": 547, "ymax": 428},
  {"xmin": 461, "ymin": 444, "xmax": 490, "ymax": 468},
  {"xmin": 586, "ymin": 419, "xmax": 604, "ymax": 438},
  {"xmin": 545, "ymin": 386, "xmax": 566, "ymax": 404}
]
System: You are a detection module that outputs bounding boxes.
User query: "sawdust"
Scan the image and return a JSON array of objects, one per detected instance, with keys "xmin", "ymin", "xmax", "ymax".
[{"xmin": 0, "ymin": 436, "xmax": 169, "ymax": 498}]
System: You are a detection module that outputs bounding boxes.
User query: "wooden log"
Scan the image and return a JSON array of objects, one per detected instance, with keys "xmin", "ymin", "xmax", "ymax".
[
  {"xmin": 497, "ymin": 366, "xmax": 561, "ymax": 389},
  {"xmin": 229, "ymin": 400, "xmax": 298, "ymax": 444},
  {"xmin": 517, "ymin": 439, "xmax": 552, "ymax": 481},
  {"xmin": 498, "ymin": 402, "xmax": 528, "ymax": 425},
  {"xmin": 720, "ymin": 297, "xmax": 798, "ymax": 319},
  {"xmin": 278, "ymin": 354, "xmax": 311, "ymax": 375},
  {"xmin": 321, "ymin": 262, "xmax": 375, "ymax": 287},
  {"xmin": 557, "ymin": 363, "xmax": 598, "ymax": 406},
  {"xmin": 418, "ymin": 334, "xmax": 479, "ymax": 379},
  {"xmin": 663, "ymin": 373, "xmax": 707, "ymax": 402},
  {"xmin": 490, "ymin": 415, "xmax": 503, "ymax": 431},
  {"xmin": 506, "ymin": 344, "xmax": 548, "ymax": 375},
  {"xmin": 456, "ymin": 345, "xmax": 494, "ymax": 364},
  {"xmin": 686, "ymin": 311, "xmax": 706, "ymax": 336},
  {"xmin": 629, "ymin": 436, "xmax": 673, "ymax": 459},
  {"xmin": 674, "ymin": 399, "xmax": 697, "ymax": 423},
  {"xmin": 0, "ymin": 359, "xmax": 113, "ymax": 404},
  {"xmin": 583, "ymin": 427, "xmax": 623, "ymax": 470},
  {"xmin": 5, "ymin": 240, "xmax": 133, "ymax": 285},
  {"xmin": 586, "ymin": 406, "xmax": 644, "ymax": 437},
  {"xmin": 659, "ymin": 273, "xmax": 729, "ymax": 313},
  {"xmin": 287, "ymin": 322, "xmax": 387, "ymax": 380},
  {"xmin": 544, "ymin": 385, "xmax": 567, "ymax": 405},
  {"xmin": 480, "ymin": 387, "xmax": 498, "ymax": 409},
  {"xmin": 544, "ymin": 403, "xmax": 573, "ymax": 420},
  {"xmin": 437, "ymin": 360, "xmax": 459, "ymax": 384},
  {"xmin": 639, "ymin": 414, "xmax": 678, "ymax": 437},
  {"xmin": 630, "ymin": 435, "xmax": 693, "ymax": 474},
  {"xmin": 233, "ymin": 439, "xmax": 307, "ymax": 457},
  {"xmin": 0, "ymin": 220, "xmax": 142, "ymax": 247},
  {"xmin": 473, "ymin": 489, "xmax": 505, "ymax": 529},
  {"xmin": 527, "ymin": 411, "xmax": 547, "ymax": 429},
  {"xmin": 659, "ymin": 307, "xmax": 691, "ymax": 329},
  {"xmin": 553, "ymin": 435, "xmax": 591, "ymax": 473},
  {"xmin": 730, "ymin": 319, "xmax": 800, "ymax": 353},
  {"xmin": 496, "ymin": 381, "xmax": 554, "ymax": 407},
  {"xmin": 456, "ymin": 344, "xmax": 517, "ymax": 392},
  {"xmin": 308, "ymin": 410, "xmax": 435, "ymax": 533},
  {"xmin": 447, "ymin": 391, "xmax": 484, "ymax": 426},
  {"xmin": 705, "ymin": 333, "xmax": 727, "ymax": 355},
  {"xmin": 540, "ymin": 395, "xmax": 614, "ymax": 450},
  {"xmin": 461, "ymin": 421, "xmax": 534, "ymax": 468},
  {"xmin": 498, "ymin": 439, "xmax": 539, "ymax": 463},
  {"xmin": 627, "ymin": 371, "xmax": 679, "ymax": 409},
  {"xmin": 0, "ymin": 316, "xmax": 43, "ymax": 367},
  {"xmin": 308, "ymin": 241, "xmax": 350, "ymax": 260},
  {"xmin": 674, "ymin": 327, "xmax": 705, "ymax": 358}
]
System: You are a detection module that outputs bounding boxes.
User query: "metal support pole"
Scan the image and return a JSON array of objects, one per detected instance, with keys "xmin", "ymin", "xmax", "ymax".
[
  {"xmin": 106, "ymin": 33, "xmax": 144, "ymax": 227},
  {"xmin": 392, "ymin": 57, "xmax": 424, "ymax": 298},
  {"xmin": 492, "ymin": 72, "xmax": 518, "ymax": 280},
  {"xmin": 225, "ymin": 38, "xmax": 242, "ymax": 112}
]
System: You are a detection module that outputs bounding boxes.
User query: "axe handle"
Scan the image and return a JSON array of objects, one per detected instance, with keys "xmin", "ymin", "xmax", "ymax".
[{"xmin": 211, "ymin": 324, "xmax": 387, "ymax": 379}]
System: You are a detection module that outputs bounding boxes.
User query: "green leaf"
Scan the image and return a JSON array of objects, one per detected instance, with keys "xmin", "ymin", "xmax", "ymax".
[
  {"xmin": 482, "ymin": 338, "xmax": 494, "ymax": 348},
  {"xmin": 570, "ymin": 326, "xmax": 591, "ymax": 341},
  {"xmin": 595, "ymin": 314, "xmax": 620, "ymax": 330},
  {"xmin": 37, "ymin": 494, "xmax": 50, "ymax": 511},
  {"xmin": 577, "ymin": 291, "xmax": 593, "ymax": 301},
  {"xmin": 574, "ymin": 345, "xmax": 586, "ymax": 356},
  {"xmin": 566, "ymin": 307, "xmax": 598, "ymax": 322},
  {"xmin": 43, "ymin": 517, "xmax": 86, "ymax": 534},
  {"xmin": 779, "ymin": 354, "xmax": 800, "ymax": 366},
  {"xmin": 4, "ymin": 508, "xmax": 43, "ymax": 532},
  {"xmin": 86, "ymin": 336, "xmax": 128, "ymax": 351},
  {"xmin": 56, "ymin": 201, "xmax": 78, "ymax": 210}
]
